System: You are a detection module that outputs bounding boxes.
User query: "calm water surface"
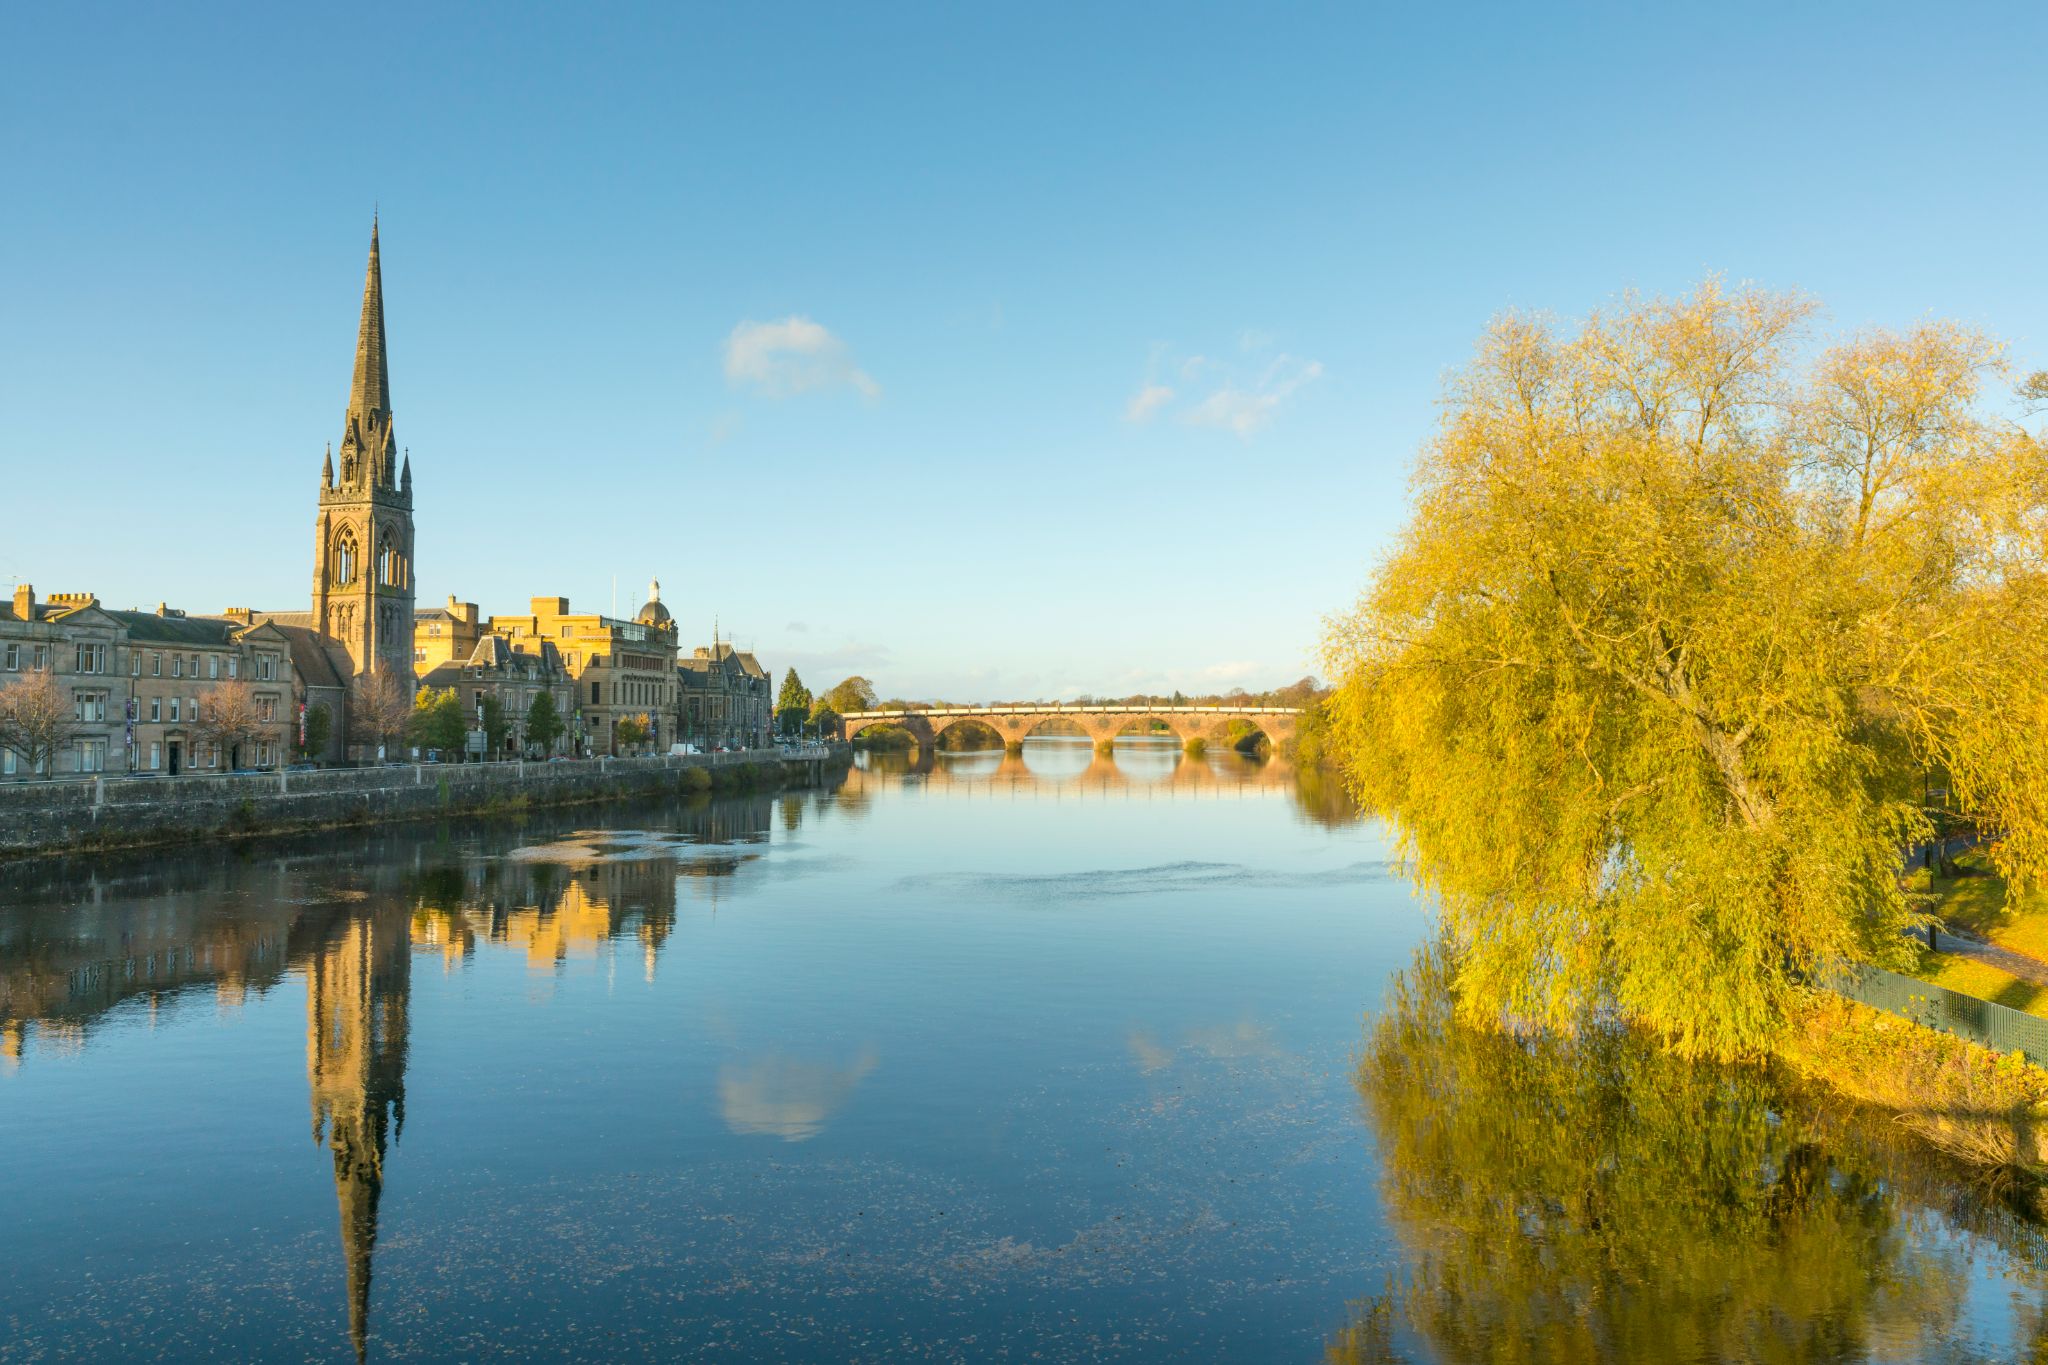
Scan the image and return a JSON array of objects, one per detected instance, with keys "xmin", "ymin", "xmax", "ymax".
[{"xmin": 3, "ymin": 738, "xmax": 2046, "ymax": 1362}]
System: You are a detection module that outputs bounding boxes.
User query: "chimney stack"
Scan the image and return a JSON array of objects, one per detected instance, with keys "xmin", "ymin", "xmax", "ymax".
[{"xmin": 11, "ymin": 584, "xmax": 31, "ymax": 619}]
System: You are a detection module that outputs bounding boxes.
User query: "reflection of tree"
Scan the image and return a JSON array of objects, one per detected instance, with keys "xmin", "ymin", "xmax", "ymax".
[
  {"xmin": 1289, "ymin": 762, "xmax": 1362, "ymax": 829},
  {"xmin": 829, "ymin": 772, "xmax": 877, "ymax": 822},
  {"xmin": 1339, "ymin": 949, "xmax": 2039, "ymax": 1364}
]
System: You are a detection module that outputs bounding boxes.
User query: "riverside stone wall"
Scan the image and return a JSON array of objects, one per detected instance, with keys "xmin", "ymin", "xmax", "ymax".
[{"xmin": 0, "ymin": 746, "xmax": 851, "ymax": 858}]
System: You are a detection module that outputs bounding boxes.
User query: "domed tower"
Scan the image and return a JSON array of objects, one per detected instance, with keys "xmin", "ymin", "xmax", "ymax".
[
  {"xmin": 635, "ymin": 577, "xmax": 672, "ymax": 630},
  {"xmin": 310, "ymin": 217, "xmax": 417, "ymax": 687}
]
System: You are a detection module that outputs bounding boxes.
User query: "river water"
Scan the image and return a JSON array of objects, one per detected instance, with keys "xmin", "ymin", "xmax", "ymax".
[{"xmin": 3, "ymin": 737, "xmax": 2046, "ymax": 1362}]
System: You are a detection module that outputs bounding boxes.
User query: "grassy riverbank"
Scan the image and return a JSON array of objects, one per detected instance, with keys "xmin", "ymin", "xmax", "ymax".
[
  {"xmin": 1910, "ymin": 946, "xmax": 2048, "ymax": 1017},
  {"xmin": 1776, "ymin": 992, "xmax": 2048, "ymax": 1199}
]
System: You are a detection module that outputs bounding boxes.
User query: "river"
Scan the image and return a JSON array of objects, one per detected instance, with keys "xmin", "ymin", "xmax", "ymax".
[{"xmin": 3, "ymin": 737, "xmax": 2046, "ymax": 1361}]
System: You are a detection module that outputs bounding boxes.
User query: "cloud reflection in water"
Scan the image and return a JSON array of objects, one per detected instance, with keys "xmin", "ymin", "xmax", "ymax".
[{"xmin": 718, "ymin": 1046, "xmax": 880, "ymax": 1142}]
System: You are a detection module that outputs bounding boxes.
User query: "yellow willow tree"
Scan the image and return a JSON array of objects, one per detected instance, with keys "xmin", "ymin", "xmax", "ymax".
[{"xmin": 1321, "ymin": 281, "xmax": 2048, "ymax": 1058}]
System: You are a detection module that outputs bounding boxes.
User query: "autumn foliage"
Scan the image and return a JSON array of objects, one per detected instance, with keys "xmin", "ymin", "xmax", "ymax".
[{"xmin": 1322, "ymin": 281, "xmax": 2048, "ymax": 1058}]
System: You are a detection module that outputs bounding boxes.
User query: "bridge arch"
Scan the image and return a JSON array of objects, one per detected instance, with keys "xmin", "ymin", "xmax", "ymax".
[
  {"xmin": 1106, "ymin": 712, "xmax": 1213, "ymax": 746},
  {"xmin": 842, "ymin": 714, "xmax": 935, "ymax": 748},
  {"xmin": 1017, "ymin": 714, "xmax": 1087, "ymax": 741},
  {"xmin": 929, "ymin": 716, "xmax": 1005, "ymax": 750},
  {"xmin": 1210, "ymin": 715, "xmax": 1297, "ymax": 754}
]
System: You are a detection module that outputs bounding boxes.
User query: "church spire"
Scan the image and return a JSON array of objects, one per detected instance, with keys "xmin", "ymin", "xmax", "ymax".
[
  {"xmin": 350, "ymin": 216, "xmax": 390, "ymax": 421},
  {"xmin": 339, "ymin": 216, "xmax": 395, "ymax": 487}
]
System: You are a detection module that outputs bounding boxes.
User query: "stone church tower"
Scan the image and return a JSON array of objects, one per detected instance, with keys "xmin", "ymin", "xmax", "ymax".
[{"xmin": 311, "ymin": 219, "xmax": 416, "ymax": 684}]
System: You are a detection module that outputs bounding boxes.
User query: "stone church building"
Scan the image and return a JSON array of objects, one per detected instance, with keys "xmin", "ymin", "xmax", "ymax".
[{"xmin": 254, "ymin": 221, "xmax": 419, "ymax": 760}]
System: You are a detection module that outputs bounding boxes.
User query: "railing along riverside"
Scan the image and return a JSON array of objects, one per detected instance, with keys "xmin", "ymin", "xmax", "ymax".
[{"xmin": 1823, "ymin": 961, "xmax": 2048, "ymax": 1060}]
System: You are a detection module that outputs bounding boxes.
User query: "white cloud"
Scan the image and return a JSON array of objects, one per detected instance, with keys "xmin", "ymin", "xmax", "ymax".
[
  {"xmin": 777, "ymin": 640, "xmax": 895, "ymax": 682},
  {"xmin": 1185, "ymin": 356, "xmax": 1323, "ymax": 437},
  {"xmin": 1124, "ymin": 383, "xmax": 1175, "ymax": 423},
  {"xmin": 1195, "ymin": 659, "xmax": 1266, "ymax": 684},
  {"xmin": 723, "ymin": 316, "xmax": 879, "ymax": 399},
  {"xmin": 1128, "ymin": 337, "xmax": 1322, "ymax": 438}
]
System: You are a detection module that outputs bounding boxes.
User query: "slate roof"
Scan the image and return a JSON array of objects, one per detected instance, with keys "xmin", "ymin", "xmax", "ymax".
[
  {"xmin": 422, "ymin": 636, "xmax": 563, "ymax": 689},
  {"xmin": 266, "ymin": 625, "xmax": 353, "ymax": 692},
  {"xmin": 104, "ymin": 610, "xmax": 244, "ymax": 646}
]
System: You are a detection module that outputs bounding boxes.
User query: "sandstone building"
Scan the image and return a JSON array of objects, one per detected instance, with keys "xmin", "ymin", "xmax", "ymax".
[
  {"xmin": 677, "ymin": 641, "xmax": 772, "ymax": 750},
  {"xmin": 0, "ymin": 586, "xmax": 296, "ymax": 779},
  {"xmin": 485, "ymin": 583, "xmax": 681, "ymax": 756},
  {"xmin": 417, "ymin": 633, "xmax": 576, "ymax": 759},
  {"xmin": 106, "ymin": 608, "xmax": 295, "ymax": 775},
  {"xmin": 413, "ymin": 597, "xmax": 483, "ymax": 673}
]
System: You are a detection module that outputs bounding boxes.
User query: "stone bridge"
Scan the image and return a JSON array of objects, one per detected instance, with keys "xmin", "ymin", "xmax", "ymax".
[{"xmin": 839, "ymin": 704, "xmax": 1302, "ymax": 752}]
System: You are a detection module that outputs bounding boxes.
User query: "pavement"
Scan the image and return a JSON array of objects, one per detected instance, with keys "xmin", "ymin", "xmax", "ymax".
[{"xmin": 1927, "ymin": 927, "xmax": 2048, "ymax": 989}]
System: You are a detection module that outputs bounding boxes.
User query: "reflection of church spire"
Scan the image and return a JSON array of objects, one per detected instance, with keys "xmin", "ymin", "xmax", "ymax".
[{"xmin": 305, "ymin": 907, "xmax": 411, "ymax": 1365}]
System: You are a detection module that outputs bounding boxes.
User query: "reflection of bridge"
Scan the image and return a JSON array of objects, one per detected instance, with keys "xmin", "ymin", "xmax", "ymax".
[
  {"xmin": 841, "ymin": 704, "xmax": 1302, "ymax": 751},
  {"xmin": 851, "ymin": 743, "xmax": 1297, "ymax": 799}
]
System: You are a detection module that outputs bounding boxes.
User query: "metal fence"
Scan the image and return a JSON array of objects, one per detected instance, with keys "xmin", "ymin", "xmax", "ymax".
[{"xmin": 1823, "ymin": 962, "xmax": 2048, "ymax": 1060}]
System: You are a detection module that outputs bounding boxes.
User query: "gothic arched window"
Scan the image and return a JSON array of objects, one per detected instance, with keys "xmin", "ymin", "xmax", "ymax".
[{"xmin": 334, "ymin": 527, "xmax": 358, "ymax": 586}]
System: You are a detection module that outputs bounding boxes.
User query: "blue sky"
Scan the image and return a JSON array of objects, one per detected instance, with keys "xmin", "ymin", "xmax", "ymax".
[{"xmin": 5, "ymin": 3, "xmax": 2043, "ymax": 700}]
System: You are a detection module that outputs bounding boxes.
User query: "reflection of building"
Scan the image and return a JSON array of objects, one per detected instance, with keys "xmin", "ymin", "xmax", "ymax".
[
  {"xmin": 0, "ymin": 892, "xmax": 298, "ymax": 1043},
  {"xmin": 0, "ymin": 790, "xmax": 795, "ymax": 1359},
  {"xmin": 0, "ymin": 881, "xmax": 418, "ymax": 1361},
  {"xmin": 302, "ymin": 906, "xmax": 411, "ymax": 1365}
]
